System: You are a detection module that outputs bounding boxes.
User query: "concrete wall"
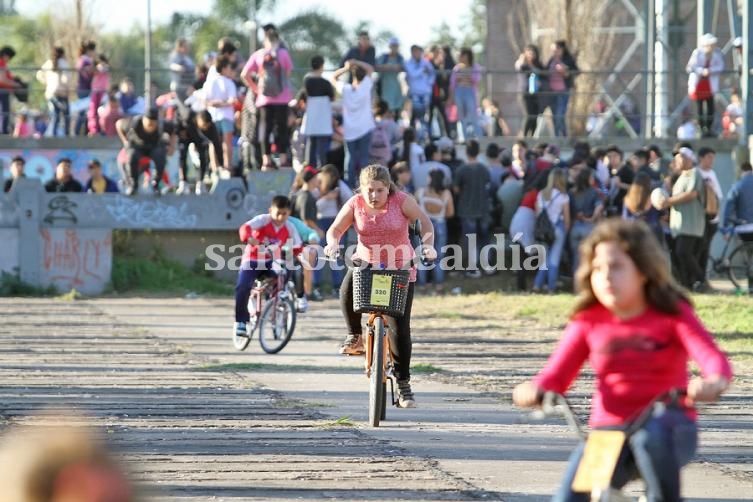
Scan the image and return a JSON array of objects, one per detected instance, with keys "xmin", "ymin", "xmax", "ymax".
[{"xmin": 0, "ymin": 170, "xmax": 295, "ymax": 294}]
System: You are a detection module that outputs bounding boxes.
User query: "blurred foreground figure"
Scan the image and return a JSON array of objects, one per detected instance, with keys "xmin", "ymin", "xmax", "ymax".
[{"xmin": 0, "ymin": 411, "xmax": 135, "ymax": 502}]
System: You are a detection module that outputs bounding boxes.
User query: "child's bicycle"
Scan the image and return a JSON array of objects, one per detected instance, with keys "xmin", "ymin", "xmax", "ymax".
[
  {"xmin": 708, "ymin": 224, "xmax": 753, "ymax": 293},
  {"xmin": 233, "ymin": 257, "xmax": 297, "ymax": 354},
  {"xmin": 535, "ymin": 390, "xmax": 688, "ymax": 502}
]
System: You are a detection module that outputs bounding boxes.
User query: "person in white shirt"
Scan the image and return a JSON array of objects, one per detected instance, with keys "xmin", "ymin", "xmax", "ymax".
[
  {"xmin": 331, "ymin": 59, "xmax": 375, "ymax": 187},
  {"xmin": 204, "ymin": 57, "xmax": 238, "ymax": 173},
  {"xmin": 696, "ymin": 146, "xmax": 723, "ymax": 287},
  {"xmin": 36, "ymin": 46, "xmax": 71, "ymax": 137}
]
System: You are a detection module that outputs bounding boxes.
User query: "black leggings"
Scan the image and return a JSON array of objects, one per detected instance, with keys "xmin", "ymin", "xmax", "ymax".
[
  {"xmin": 339, "ymin": 268, "xmax": 415, "ymax": 381},
  {"xmin": 696, "ymin": 97, "xmax": 714, "ymax": 134},
  {"xmin": 522, "ymin": 94, "xmax": 540, "ymax": 137}
]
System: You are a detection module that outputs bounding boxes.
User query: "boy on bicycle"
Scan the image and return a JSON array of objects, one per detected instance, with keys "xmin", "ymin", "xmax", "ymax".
[{"xmin": 234, "ymin": 195, "xmax": 303, "ymax": 338}]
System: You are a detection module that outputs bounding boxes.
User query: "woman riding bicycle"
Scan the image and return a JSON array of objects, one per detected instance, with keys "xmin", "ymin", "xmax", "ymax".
[
  {"xmin": 513, "ymin": 218, "xmax": 732, "ymax": 502},
  {"xmin": 324, "ymin": 164, "xmax": 437, "ymax": 408}
]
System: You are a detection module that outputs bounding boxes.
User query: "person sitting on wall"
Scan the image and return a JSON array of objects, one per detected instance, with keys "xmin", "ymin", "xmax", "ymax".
[
  {"xmin": 84, "ymin": 158, "xmax": 119, "ymax": 193},
  {"xmin": 44, "ymin": 158, "xmax": 83, "ymax": 193},
  {"xmin": 3, "ymin": 155, "xmax": 25, "ymax": 192},
  {"xmin": 116, "ymin": 106, "xmax": 176, "ymax": 196}
]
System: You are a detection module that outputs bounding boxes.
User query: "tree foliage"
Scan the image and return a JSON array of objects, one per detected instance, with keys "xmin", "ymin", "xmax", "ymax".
[{"xmin": 278, "ymin": 10, "xmax": 348, "ymax": 78}]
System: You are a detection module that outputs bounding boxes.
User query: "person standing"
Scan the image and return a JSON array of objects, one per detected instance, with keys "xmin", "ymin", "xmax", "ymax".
[
  {"xmin": 696, "ymin": 146, "xmax": 723, "ymax": 288},
  {"xmin": 340, "ymin": 30, "xmax": 376, "ymax": 70},
  {"xmin": 331, "ymin": 59, "xmax": 375, "ymax": 187},
  {"xmin": 36, "ymin": 46, "xmax": 71, "ymax": 137},
  {"xmin": 659, "ymin": 148, "xmax": 706, "ymax": 291},
  {"xmin": 299, "ymin": 55, "xmax": 334, "ymax": 167},
  {"xmin": 241, "ymin": 24, "xmax": 294, "ymax": 169},
  {"xmin": 515, "ymin": 44, "xmax": 545, "ymax": 137},
  {"xmin": 404, "ymin": 45, "xmax": 436, "ymax": 139},
  {"xmin": 169, "ymin": 38, "xmax": 196, "ymax": 101},
  {"xmin": 0, "ymin": 46, "xmax": 20, "ymax": 135},
  {"xmin": 3, "ymin": 155, "xmax": 25, "ymax": 192},
  {"xmin": 454, "ymin": 140, "xmax": 492, "ymax": 278},
  {"xmin": 74, "ymin": 41, "xmax": 96, "ymax": 136},
  {"xmin": 428, "ymin": 45, "xmax": 455, "ymax": 139},
  {"xmin": 686, "ymin": 33, "xmax": 725, "ymax": 137},
  {"xmin": 533, "ymin": 168, "xmax": 571, "ymax": 293},
  {"xmin": 375, "ymin": 38, "xmax": 405, "ymax": 117},
  {"xmin": 545, "ymin": 40, "xmax": 578, "ymax": 137},
  {"xmin": 205, "ymin": 57, "xmax": 238, "ymax": 175},
  {"xmin": 449, "ymin": 47, "xmax": 482, "ymax": 141}
]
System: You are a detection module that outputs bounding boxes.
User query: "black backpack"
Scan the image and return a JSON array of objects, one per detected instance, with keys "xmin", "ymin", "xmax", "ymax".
[
  {"xmin": 534, "ymin": 193, "xmax": 559, "ymax": 245},
  {"xmin": 259, "ymin": 51, "xmax": 284, "ymax": 97}
]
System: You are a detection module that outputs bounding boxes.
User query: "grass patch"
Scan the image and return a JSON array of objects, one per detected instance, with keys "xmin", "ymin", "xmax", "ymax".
[
  {"xmin": 318, "ymin": 415, "xmax": 357, "ymax": 428},
  {"xmin": 0, "ymin": 270, "xmax": 58, "ymax": 296},
  {"xmin": 111, "ymin": 249, "xmax": 233, "ymax": 296},
  {"xmin": 412, "ymin": 363, "xmax": 443, "ymax": 374}
]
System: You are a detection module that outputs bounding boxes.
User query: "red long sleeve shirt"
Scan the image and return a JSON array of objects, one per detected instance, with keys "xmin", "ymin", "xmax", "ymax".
[
  {"xmin": 534, "ymin": 301, "xmax": 733, "ymax": 427},
  {"xmin": 238, "ymin": 218, "xmax": 302, "ymax": 263}
]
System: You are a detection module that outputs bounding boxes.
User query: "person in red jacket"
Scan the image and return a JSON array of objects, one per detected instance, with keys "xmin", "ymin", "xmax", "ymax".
[
  {"xmin": 513, "ymin": 218, "xmax": 732, "ymax": 502},
  {"xmin": 234, "ymin": 195, "xmax": 302, "ymax": 338}
]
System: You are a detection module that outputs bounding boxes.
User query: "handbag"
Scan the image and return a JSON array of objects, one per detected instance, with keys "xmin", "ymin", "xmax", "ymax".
[
  {"xmin": 534, "ymin": 193, "xmax": 559, "ymax": 245},
  {"xmin": 690, "ymin": 57, "xmax": 712, "ymax": 101}
]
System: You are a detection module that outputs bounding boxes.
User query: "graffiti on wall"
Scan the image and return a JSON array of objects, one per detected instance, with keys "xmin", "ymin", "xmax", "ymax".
[
  {"xmin": 44, "ymin": 196, "xmax": 79, "ymax": 225},
  {"xmin": 41, "ymin": 229, "xmax": 112, "ymax": 293},
  {"xmin": 105, "ymin": 197, "xmax": 199, "ymax": 228}
]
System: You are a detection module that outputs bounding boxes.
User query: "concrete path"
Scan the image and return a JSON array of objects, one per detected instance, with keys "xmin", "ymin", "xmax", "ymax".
[{"xmin": 1, "ymin": 296, "xmax": 751, "ymax": 501}]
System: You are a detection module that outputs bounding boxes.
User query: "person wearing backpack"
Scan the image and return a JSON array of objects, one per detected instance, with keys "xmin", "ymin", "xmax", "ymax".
[
  {"xmin": 532, "ymin": 168, "xmax": 570, "ymax": 293},
  {"xmin": 696, "ymin": 147, "xmax": 723, "ymax": 289},
  {"xmin": 241, "ymin": 24, "xmax": 294, "ymax": 169}
]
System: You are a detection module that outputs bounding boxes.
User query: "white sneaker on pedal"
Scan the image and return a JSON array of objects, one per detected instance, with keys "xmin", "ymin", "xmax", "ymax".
[
  {"xmin": 296, "ymin": 295, "xmax": 308, "ymax": 313},
  {"xmin": 396, "ymin": 379, "xmax": 416, "ymax": 408},
  {"xmin": 195, "ymin": 181, "xmax": 205, "ymax": 195},
  {"xmin": 233, "ymin": 321, "xmax": 248, "ymax": 337}
]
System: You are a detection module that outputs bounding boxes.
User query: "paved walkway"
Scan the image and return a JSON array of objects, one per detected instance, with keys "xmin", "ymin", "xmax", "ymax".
[{"xmin": 1, "ymin": 297, "xmax": 751, "ymax": 501}]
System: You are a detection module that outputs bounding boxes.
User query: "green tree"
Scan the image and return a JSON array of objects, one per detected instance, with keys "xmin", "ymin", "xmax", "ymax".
[
  {"xmin": 279, "ymin": 10, "xmax": 347, "ymax": 77},
  {"xmin": 427, "ymin": 21, "xmax": 458, "ymax": 50}
]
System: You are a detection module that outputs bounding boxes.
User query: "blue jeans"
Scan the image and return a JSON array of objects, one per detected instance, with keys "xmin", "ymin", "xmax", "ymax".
[
  {"xmin": 49, "ymin": 96, "xmax": 70, "ymax": 137},
  {"xmin": 568, "ymin": 220, "xmax": 595, "ymax": 276},
  {"xmin": 410, "ymin": 93, "xmax": 431, "ymax": 139},
  {"xmin": 453, "ymin": 86, "xmax": 480, "ymax": 139},
  {"xmin": 461, "ymin": 216, "xmax": 490, "ymax": 270},
  {"xmin": 550, "ymin": 91, "xmax": 570, "ymax": 137},
  {"xmin": 74, "ymin": 89, "xmax": 90, "ymax": 136},
  {"xmin": 534, "ymin": 220, "xmax": 566, "ymax": 291},
  {"xmin": 418, "ymin": 218, "xmax": 448, "ymax": 285},
  {"xmin": 235, "ymin": 262, "xmax": 275, "ymax": 322},
  {"xmin": 345, "ymin": 130, "xmax": 372, "ymax": 187},
  {"xmin": 306, "ymin": 135, "xmax": 330, "ymax": 167},
  {"xmin": 553, "ymin": 407, "xmax": 698, "ymax": 502},
  {"xmin": 314, "ymin": 216, "xmax": 345, "ymax": 290}
]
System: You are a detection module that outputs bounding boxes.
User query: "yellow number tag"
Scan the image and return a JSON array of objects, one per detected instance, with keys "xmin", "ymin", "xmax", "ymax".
[
  {"xmin": 571, "ymin": 430, "xmax": 626, "ymax": 493},
  {"xmin": 370, "ymin": 275, "xmax": 393, "ymax": 306}
]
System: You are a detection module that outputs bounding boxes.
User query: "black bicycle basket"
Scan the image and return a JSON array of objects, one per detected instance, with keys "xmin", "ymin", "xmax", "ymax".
[{"xmin": 352, "ymin": 266, "xmax": 410, "ymax": 316}]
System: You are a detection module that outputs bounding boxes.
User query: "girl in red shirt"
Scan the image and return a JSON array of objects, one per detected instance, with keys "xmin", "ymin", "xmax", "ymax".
[{"xmin": 513, "ymin": 218, "xmax": 732, "ymax": 501}]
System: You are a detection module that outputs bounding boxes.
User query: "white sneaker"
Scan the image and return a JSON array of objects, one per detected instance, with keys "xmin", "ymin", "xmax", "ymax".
[
  {"xmin": 465, "ymin": 270, "xmax": 482, "ymax": 279},
  {"xmin": 195, "ymin": 182, "xmax": 205, "ymax": 195},
  {"xmin": 296, "ymin": 295, "xmax": 308, "ymax": 313},
  {"xmin": 482, "ymin": 266, "xmax": 497, "ymax": 276},
  {"xmin": 176, "ymin": 180, "xmax": 188, "ymax": 195}
]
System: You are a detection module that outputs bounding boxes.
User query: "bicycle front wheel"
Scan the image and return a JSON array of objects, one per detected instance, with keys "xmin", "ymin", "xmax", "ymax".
[
  {"xmin": 728, "ymin": 244, "xmax": 753, "ymax": 292},
  {"xmin": 369, "ymin": 317, "xmax": 386, "ymax": 427},
  {"xmin": 258, "ymin": 296, "xmax": 296, "ymax": 354}
]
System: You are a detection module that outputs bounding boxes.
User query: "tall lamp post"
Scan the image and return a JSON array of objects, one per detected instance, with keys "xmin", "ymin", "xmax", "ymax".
[{"xmin": 145, "ymin": 0, "xmax": 152, "ymax": 106}]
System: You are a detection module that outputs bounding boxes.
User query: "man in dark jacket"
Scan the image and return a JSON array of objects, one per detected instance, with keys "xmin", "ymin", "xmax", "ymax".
[{"xmin": 45, "ymin": 158, "xmax": 83, "ymax": 193}]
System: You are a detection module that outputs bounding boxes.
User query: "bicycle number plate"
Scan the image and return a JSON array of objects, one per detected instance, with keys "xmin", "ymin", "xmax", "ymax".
[
  {"xmin": 571, "ymin": 430, "xmax": 626, "ymax": 493},
  {"xmin": 370, "ymin": 275, "xmax": 393, "ymax": 306}
]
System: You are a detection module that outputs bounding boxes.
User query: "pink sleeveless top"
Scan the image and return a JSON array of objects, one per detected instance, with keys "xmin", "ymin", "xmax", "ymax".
[{"xmin": 347, "ymin": 190, "xmax": 416, "ymax": 282}]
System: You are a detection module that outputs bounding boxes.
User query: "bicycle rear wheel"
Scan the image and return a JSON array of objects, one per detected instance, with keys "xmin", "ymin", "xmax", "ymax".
[
  {"xmin": 258, "ymin": 296, "xmax": 296, "ymax": 354},
  {"xmin": 369, "ymin": 317, "xmax": 386, "ymax": 427},
  {"xmin": 728, "ymin": 244, "xmax": 753, "ymax": 292}
]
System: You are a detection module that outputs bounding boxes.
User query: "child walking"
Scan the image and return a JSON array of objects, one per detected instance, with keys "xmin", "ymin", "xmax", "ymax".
[{"xmin": 513, "ymin": 218, "xmax": 732, "ymax": 502}]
